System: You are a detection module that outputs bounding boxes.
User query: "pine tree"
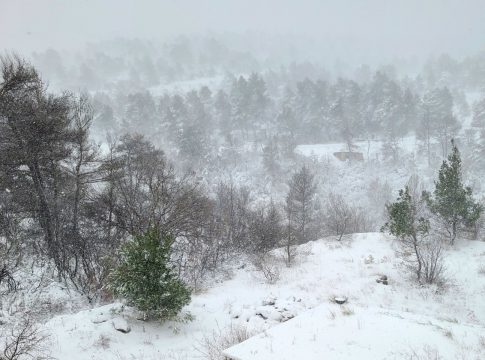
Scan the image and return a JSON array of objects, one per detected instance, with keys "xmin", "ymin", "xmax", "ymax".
[
  {"xmin": 383, "ymin": 186, "xmax": 430, "ymax": 282},
  {"xmin": 262, "ymin": 137, "xmax": 280, "ymax": 177},
  {"xmin": 425, "ymin": 140, "xmax": 483, "ymax": 244},
  {"xmin": 286, "ymin": 166, "xmax": 317, "ymax": 244},
  {"xmin": 471, "ymin": 96, "xmax": 485, "ymax": 128},
  {"xmin": 109, "ymin": 229, "xmax": 191, "ymax": 320},
  {"xmin": 384, "ymin": 187, "xmax": 429, "ymax": 240}
]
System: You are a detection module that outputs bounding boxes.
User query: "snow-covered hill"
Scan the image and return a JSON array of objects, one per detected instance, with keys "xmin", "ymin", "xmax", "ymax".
[{"xmin": 41, "ymin": 233, "xmax": 485, "ymax": 359}]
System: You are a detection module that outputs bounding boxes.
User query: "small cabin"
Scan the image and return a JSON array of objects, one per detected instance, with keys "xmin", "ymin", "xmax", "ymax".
[{"xmin": 333, "ymin": 151, "xmax": 364, "ymax": 162}]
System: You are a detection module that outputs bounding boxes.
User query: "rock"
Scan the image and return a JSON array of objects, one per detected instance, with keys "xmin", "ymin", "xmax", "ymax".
[
  {"xmin": 364, "ymin": 255, "xmax": 374, "ymax": 264},
  {"xmin": 376, "ymin": 275, "xmax": 389, "ymax": 285},
  {"xmin": 231, "ymin": 307, "xmax": 242, "ymax": 319},
  {"xmin": 112, "ymin": 318, "xmax": 131, "ymax": 334},
  {"xmin": 262, "ymin": 297, "xmax": 276, "ymax": 306},
  {"xmin": 280, "ymin": 310, "xmax": 295, "ymax": 322},
  {"xmin": 92, "ymin": 313, "xmax": 110, "ymax": 324},
  {"xmin": 259, "ymin": 307, "xmax": 283, "ymax": 322},
  {"xmin": 256, "ymin": 312, "xmax": 268, "ymax": 320},
  {"xmin": 333, "ymin": 296, "xmax": 348, "ymax": 305},
  {"xmin": 255, "ymin": 307, "xmax": 270, "ymax": 320}
]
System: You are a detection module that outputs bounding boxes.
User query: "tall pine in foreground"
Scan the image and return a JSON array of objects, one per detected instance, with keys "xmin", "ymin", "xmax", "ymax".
[
  {"xmin": 424, "ymin": 140, "xmax": 482, "ymax": 244},
  {"xmin": 109, "ymin": 229, "xmax": 191, "ymax": 320}
]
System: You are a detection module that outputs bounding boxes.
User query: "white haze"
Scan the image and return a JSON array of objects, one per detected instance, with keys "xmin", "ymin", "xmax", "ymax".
[{"xmin": 1, "ymin": 0, "xmax": 485, "ymax": 66}]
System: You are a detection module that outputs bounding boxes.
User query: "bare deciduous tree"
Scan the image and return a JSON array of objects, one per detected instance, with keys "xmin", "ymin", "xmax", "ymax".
[
  {"xmin": 325, "ymin": 193, "xmax": 373, "ymax": 241},
  {"xmin": 325, "ymin": 193, "xmax": 354, "ymax": 241}
]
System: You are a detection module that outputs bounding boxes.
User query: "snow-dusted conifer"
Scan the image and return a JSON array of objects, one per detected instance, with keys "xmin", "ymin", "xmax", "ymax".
[
  {"xmin": 424, "ymin": 140, "xmax": 482, "ymax": 244},
  {"xmin": 109, "ymin": 228, "xmax": 191, "ymax": 320}
]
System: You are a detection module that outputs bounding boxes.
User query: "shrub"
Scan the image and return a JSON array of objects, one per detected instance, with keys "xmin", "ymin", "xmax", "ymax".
[
  {"xmin": 109, "ymin": 228, "xmax": 191, "ymax": 320},
  {"xmin": 419, "ymin": 236, "xmax": 445, "ymax": 285},
  {"xmin": 197, "ymin": 324, "xmax": 252, "ymax": 360},
  {"xmin": 324, "ymin": 193, "xmax": 373, "ymax": 240},
  {"xmin": 250, "ymin": 253, "xmax": 280, "ymax": 284},
  {"xmin": 1, "ymin": 317, "xmax": 50, "ymax": 360}
]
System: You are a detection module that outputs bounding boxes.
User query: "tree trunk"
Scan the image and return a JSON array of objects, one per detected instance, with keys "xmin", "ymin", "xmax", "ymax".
[{"xmin": 28, "ymin": 160, "xmax": 59, "ymax": 267}]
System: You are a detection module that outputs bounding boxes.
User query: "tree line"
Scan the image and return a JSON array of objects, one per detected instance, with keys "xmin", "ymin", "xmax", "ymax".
[
  {"xmin": 87, "ymin": 67, "xmax": 479, "ymax": 172},
  {"xmin": 0, "ymin": 57, "xmax": 372, "ymax": 308}
]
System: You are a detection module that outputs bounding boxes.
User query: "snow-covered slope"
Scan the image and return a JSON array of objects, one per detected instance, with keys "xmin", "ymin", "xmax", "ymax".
[
  {"xmin": 224, "ymin": 304, "xmax": 485, "ymax": 360},
  {"xmin": 43, "ymin": 233, "xmax": 485, "ymax": 359}
]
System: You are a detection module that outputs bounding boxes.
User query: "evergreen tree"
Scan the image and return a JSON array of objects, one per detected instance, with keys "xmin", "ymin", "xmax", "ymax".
[
  {"xmin": 276, "ymin": 105, "xmax": 298, "ymax": 156},
  {"xmin": 384, "ymin": 187, "xmax": 428, "ymax": 281},
  {"xmin": 262, "ymin": 137, "xmax": 280, "ymax": 177},
  {"xmin": 424, "ymin": 140, "xmax": 483, "ymax": 244},
  {"xmin": 109, "ymin": 229, "xmax": 191, "ymax": 320},
  {"xmin": 286, "ymin": 166, "xmax": 317, "ymax": 244},
  {"xmin": 383, "ymin": 186, "xmax": 445, "ymax": 284},
  {"xmin": 418, "ymin": 88, "xmax": 459, "ymax": 163},
  {"xmin": 384, "ymin": 187, "xmax": 429, "ymax": 242},
  {"xmin": 249, "ymin": 201, "xmax": 283, "ymax": 253},
  {"xmin": 471, "ymin": 96, "xmax": 485, "ymax": 128},
  {"xmin": 122, "ymin": 91, "xmax": 157, "ymax": 134}
]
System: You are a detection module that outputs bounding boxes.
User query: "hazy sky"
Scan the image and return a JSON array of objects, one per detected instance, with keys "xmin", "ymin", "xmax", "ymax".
[{"xmin": 1, "ymin": 0, "xmax": 485, "ymax": 61}]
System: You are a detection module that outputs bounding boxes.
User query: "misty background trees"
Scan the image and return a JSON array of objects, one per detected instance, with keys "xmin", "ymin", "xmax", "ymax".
[{"xmin": 1, "ymin": 37, "xmax": 485, "ymax": 324}]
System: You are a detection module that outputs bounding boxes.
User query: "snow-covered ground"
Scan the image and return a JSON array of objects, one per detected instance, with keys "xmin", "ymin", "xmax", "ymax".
[
  {"xmin": 41, "ymin": 233, "xmax": 485, "ymax": 359},
  {"xmin": 295, "ymin": 137, "xmax": 418, "ymax": 162},
  {"xmin": 224, "ymin": 304, "xmax": 485, "ymax": 360},
  {"xmin": 148, "ymin": 75, "xmax": 225, "ymax": 96}
]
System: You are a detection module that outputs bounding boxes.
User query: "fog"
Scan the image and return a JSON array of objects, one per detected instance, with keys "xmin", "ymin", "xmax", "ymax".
[
  {"xmin": 2, "ymin": 2, "xmax": 485, "ymax": 359},
  {"xmin": 2, "ymin": 0, "xmax": 485, "ymax": 65}
]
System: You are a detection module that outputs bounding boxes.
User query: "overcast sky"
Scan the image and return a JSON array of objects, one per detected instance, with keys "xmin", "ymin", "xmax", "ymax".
[{"xmin": 1, "ymin": 0, "xmax": 484, "ymax": 61}]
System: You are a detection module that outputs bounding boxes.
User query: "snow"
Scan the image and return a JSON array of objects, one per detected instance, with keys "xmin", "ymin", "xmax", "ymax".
[
  {"xmin": 295, "ymin": 137, "xmax": 418, "ymax": 162},
  {"xmin": 148, "ymin": 75, "xmax": 224, "ymax": 96},
  {"xmin": 40, "ymin": 233, "xmax": 485, "ymax": 359},
  {"xmin": 223, "ymin": 304, "xmax": 485, "ymax": 360},
  {"xmin": 224, "ymin": 304, "xmax": 485, "ymax": 360}
]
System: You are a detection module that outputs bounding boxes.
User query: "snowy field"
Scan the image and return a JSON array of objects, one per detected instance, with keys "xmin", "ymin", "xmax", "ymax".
[
  {"xmin": 295, "ymin": 137, "xmax": 418, "ymax": 162},
  {"xmin": 224, "ymin": 305, "xmax": 485, "ymax": 360},
  {"xmin": 41, "ymin": 233, "xmax": 485, "ymax": 359},
  {"xmin": 148, "ymin": 75, "xmax": 225, "ymax": 96}
]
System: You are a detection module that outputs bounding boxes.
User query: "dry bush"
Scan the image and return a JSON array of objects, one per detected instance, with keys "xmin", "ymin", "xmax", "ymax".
[
  {"xmin": 196, "ymin": 323, "xmax": 252, "ymax": 360},
  {"xmin": 250, "ymin": 253, "xmax": 281, "ymax": 284},
  {"xmin": 367, "ymin": 178, "xmax": 392, "ymax": 210},
  {"xmin": 399, "ymin": 235, "xmax": 446, "ymax": 285},
  {"xmin": 340, "ymin": 306, "xmax": 354, "ymax": 316},
  {"xmin": 324, "ymin": 193, "xmax": 374, "ymax": 240},
  {"xmin": 419, "ymin": 237, "xmax": 446, "ymax": 285},
  {"xmin": 401, "ymin": 345, "xmax": 443, "ymax": 360},
  {"xmin": 1, "ymin": 317, "xmax": 50, "ymax": 360},
  {"xmin": 478, "ymin": 265, "xmax": 485, "ymax": 275},
  {"xmin": 94, "ymin": 334, "xmax": 111, "ymax": 350}
]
